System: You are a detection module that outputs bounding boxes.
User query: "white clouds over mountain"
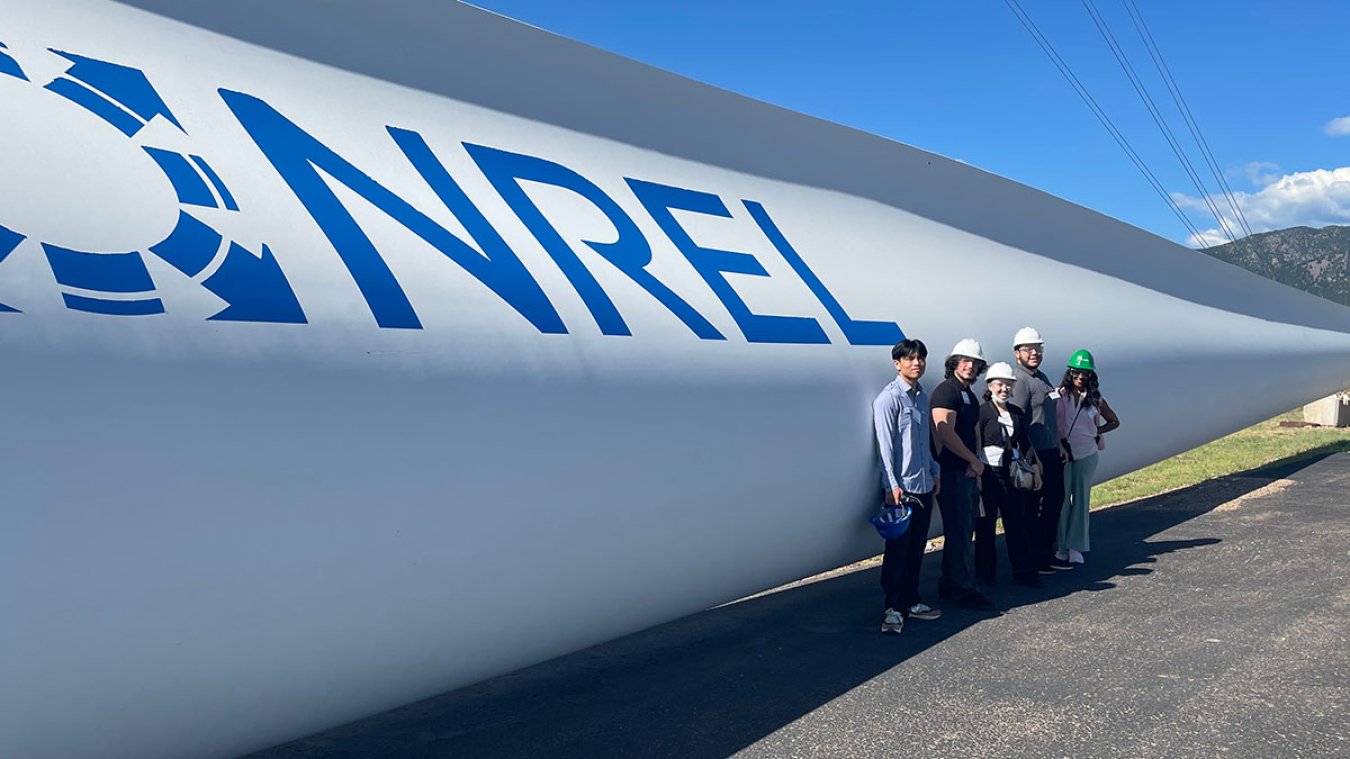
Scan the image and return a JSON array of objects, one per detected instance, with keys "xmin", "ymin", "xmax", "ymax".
[{"xmin": 1178, "ymin": 165, "xmax": 1350, "ymax": 247}]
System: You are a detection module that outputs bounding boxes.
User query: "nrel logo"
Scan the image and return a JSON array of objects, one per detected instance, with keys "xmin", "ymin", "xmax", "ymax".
[
  {"xmin": 0, "ymin": 44, "xmax": 902, "ymax": 345},
  {"xmin": 0, "ymin": 44, "xmax": 304, "ymax": 322}
]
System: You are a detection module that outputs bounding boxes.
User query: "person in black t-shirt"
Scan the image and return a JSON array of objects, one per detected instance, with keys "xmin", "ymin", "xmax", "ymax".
[{"xmin": 930, "ymin": 338, "xmax": 997, "ymax": 612}]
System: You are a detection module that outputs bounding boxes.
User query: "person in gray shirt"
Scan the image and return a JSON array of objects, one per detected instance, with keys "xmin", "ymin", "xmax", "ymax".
[
  {"xmin": 1008, "ymin": 327, "xmax": 1073, "ymax": 572},
  {"xmin": 872, "ymin": 339, "xmax": 942, "ymax": 633}
]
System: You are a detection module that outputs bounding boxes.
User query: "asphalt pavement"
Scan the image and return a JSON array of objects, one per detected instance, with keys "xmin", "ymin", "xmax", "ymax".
[{"xmin": 246, "ymin": 450, "xmax": 1350, "ymax": 759}]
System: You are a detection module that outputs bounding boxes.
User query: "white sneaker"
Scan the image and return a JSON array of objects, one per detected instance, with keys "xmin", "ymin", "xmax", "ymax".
[
  {"xmin": 881, "ymin": 608, "xmax": 904, "ymax": 634},
  {"xmin": 907, "ymin": 603, "xmax": 941, "ymax": 621},
  {"xmin": 1068, "ymin": 549, "xmax": 1085, "ymax": 564}
]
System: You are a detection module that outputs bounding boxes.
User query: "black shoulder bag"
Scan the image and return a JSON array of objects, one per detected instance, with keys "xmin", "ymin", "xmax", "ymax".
[{"xmin": 1001, "ymin": 414, "xmax": 1041, "ymax": 491}]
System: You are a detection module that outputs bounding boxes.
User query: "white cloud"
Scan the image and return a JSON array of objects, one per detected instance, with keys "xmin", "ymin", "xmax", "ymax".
[
  {"xmin": 1227, "ymin": 161, "xmax": 1282, "ymax": 187},
  {"xmin": 1326, "ymin": 116, "xmax": 1350, "ymax": 136},
  {"xmin": 1175, "ymin": 165, "xmax": 1350, "ymax": 247},
  {"xmin": 1186, "ymin": 228, "xmax": 1231, "ymax": 248}
]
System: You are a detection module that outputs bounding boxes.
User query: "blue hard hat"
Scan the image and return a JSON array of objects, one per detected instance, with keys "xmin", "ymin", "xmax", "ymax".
[{"xmin": 870, "ymin": 496, "xmax": 918, "ymax": 540}]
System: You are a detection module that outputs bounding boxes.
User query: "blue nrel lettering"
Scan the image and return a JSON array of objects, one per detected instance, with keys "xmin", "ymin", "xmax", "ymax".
[
  {"xmin": 221, "ymin": 88, "xmax": 901, "ymax": 345},
  {"xmin": 466, "ymin": 143, "xmax": 724, "ymax": 340},
  {"xmin": 744, "ymin": 200, "xmax": 904, "ymax": 346},
  {"xmin": 628, "ymin": 179, "xmax": 829, "ymax": 345},
  {"xmin": 218, "ymin": 89, "xmax": 566, "ymax": 333}
]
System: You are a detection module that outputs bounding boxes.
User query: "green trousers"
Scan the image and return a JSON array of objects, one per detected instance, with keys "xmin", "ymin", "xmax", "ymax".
[{"xmin": 1058, "ymin": 451, "xmax": 1098, "ymax": 553}]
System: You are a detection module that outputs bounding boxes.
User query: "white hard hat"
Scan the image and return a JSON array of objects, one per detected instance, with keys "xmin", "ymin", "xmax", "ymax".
[
  {"xmin": 1012, "ymin": 326, "xmax": 1044, "ymax": 349},
  {"xmin": 986, "ymin": 362, "xmax": 1018, "ymax": 382},
  {"xmin": 949, "ymin": 338, "xmax": 985, "ymax": 362}
]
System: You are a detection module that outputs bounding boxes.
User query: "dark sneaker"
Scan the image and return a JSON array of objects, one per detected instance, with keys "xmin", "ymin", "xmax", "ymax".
[
  {"xmin": 1037, "ymin": 565, "xmax": 1056, "ymax": 575},
  {"xmin": 907, "ymin": 603, "xmax": 941, "ymax": 621},
  {"xmin": 956, "ymin": 591, "xmax": 998, "ymax": 612},
  {"xmin": 881, "ymin": 608, "xmax": 904, "ymax": 634},
  {"xmin": 1048, "ymin": 558, "xmax": 1075, "ymax": 570}
]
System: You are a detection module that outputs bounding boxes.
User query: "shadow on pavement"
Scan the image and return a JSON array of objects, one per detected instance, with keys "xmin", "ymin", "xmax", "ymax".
[{"xmin": 245, "ymin": 447, "xmax": 1345, "ymax": 759}]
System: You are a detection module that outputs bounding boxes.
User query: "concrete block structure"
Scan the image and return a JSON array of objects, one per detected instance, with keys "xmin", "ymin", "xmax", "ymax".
[{"xmin": 1303, "ymin": 392, "xmax": 1350, "ymax": 427}]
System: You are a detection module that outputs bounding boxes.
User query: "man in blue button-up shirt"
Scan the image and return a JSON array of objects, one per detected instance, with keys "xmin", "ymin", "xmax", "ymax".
[{"xmin": 872, "ymin": 339, "xmax": 942, "ymax": 633}]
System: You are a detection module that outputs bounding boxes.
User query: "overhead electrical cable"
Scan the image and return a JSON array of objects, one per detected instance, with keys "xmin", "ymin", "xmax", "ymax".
[
  {"xmin": 1123, "ymin": 0, "xmax": 1251, "ymax": 236},
  {"xmin": 1122, "ymin": 0, "xmax": 1253, "ymax": 237},
  {"xmin": 1080, "ymin": 0, "xmax": 1238, "ymax": 244},
  {"xmin": 1002, "ymin": 0, "xmax": 1205, "ymax": 244}
]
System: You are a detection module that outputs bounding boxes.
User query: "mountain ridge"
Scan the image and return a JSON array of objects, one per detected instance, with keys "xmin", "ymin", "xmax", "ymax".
[{"xmin": 1200, "ymin": 225, "xmax": 1350, "ymax": 308}]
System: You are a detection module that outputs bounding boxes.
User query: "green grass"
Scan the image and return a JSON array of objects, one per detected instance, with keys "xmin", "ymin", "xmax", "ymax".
[{"xmin": 1092, "ymin": 409, "xmax": 1350, "ymax": 508}]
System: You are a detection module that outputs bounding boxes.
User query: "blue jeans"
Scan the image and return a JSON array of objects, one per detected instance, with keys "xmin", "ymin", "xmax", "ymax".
[{"xmin": 936, "ymin": 468, "xmax": 978, "ymax": 596}]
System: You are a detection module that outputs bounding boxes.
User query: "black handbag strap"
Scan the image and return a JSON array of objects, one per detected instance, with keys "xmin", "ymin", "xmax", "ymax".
[
  {"xmin": 996, "ymin": 407, "xmax": 1018, "ymax": 464},
  {"xmin": 1067, "ymin": 394, "xmax": 1086, "ymax": 434}
]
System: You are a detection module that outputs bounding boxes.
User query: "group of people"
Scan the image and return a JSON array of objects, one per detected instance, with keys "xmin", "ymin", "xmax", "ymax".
[{"xmin": 871, "ymin": 327, "xmax": 1120, "ymax": 634}]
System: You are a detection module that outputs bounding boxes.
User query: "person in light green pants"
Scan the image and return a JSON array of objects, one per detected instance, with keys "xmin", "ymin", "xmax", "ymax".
[{"xmin": 1053, "ymin": 350, "xmax": 1120, "ymax": 566}]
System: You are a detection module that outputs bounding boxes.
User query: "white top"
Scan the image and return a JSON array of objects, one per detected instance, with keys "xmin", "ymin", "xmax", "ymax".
[{"xmin": 1058, "ymin": 393, "xmax": 1103, "ymax": 461}]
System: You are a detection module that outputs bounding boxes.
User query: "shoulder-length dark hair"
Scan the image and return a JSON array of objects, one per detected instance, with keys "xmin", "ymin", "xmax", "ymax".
[
  {"xmin": 944, "ymin": 355, "xmax": 988, "ymax": 380},
  {"xmin": 1061, "ymin": 368, "xmax": 1101, "ymax": 408}
]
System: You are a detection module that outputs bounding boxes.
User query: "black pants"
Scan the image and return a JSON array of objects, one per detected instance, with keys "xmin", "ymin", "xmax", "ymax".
[
  {"xmin": 935, "ymin": 469, "xmax": 979, "ymax": 598},
  {"xmin": 880, "ymin": 490, "xmax": 935, "ymax": 613},
  {"xmin": 1027, "ymin": 448, "xmax": 1066, "ymax": 568},
  {"xmin": 974, "ymin": 467, "xmax": 1036, "ymax": 582}
]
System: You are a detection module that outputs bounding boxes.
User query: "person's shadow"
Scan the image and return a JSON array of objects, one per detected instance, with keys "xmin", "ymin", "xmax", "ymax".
[{"xmin": 244, "ymin": 446, "xmax": 1346, "ymax": 759}]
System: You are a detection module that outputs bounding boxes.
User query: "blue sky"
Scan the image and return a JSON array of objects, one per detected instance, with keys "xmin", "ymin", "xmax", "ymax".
[{"xmin": 469, "ymin": 0, "xmax": 1349, "ymax": 247}]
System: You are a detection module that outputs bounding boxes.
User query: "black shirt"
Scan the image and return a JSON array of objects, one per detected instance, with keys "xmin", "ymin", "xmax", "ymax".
[
  {"xmin": 976, "ymin": 401, "xmax": 1036, "ymax": 467},
  {"xmin": 931, "ymin": 377, "xmax": 980, "ymax": 470}
]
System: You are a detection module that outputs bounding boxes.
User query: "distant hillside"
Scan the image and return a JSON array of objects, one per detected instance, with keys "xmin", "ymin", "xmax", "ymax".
[{"xmin": 1200, "ymin": 225, "xmax": 1350, "ymax": 308}]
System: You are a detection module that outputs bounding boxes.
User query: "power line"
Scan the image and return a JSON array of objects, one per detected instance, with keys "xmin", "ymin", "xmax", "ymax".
[
  {"xmin": 1080, "ymin": 0, "xmax": 1238, "ymax": 244},
  {"xmin": 1002, "ymin": 0, "xmax": 1206, "ymax": 244},
  {"xmin": 1121, "ymin": 0, "xmax": 1253, "ymax": 238}
]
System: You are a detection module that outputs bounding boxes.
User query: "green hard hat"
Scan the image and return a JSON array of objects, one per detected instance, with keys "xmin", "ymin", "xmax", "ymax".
[{"xmin": 1067, "ymin": 349, "xmax": 1096, "ymax": 371}]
